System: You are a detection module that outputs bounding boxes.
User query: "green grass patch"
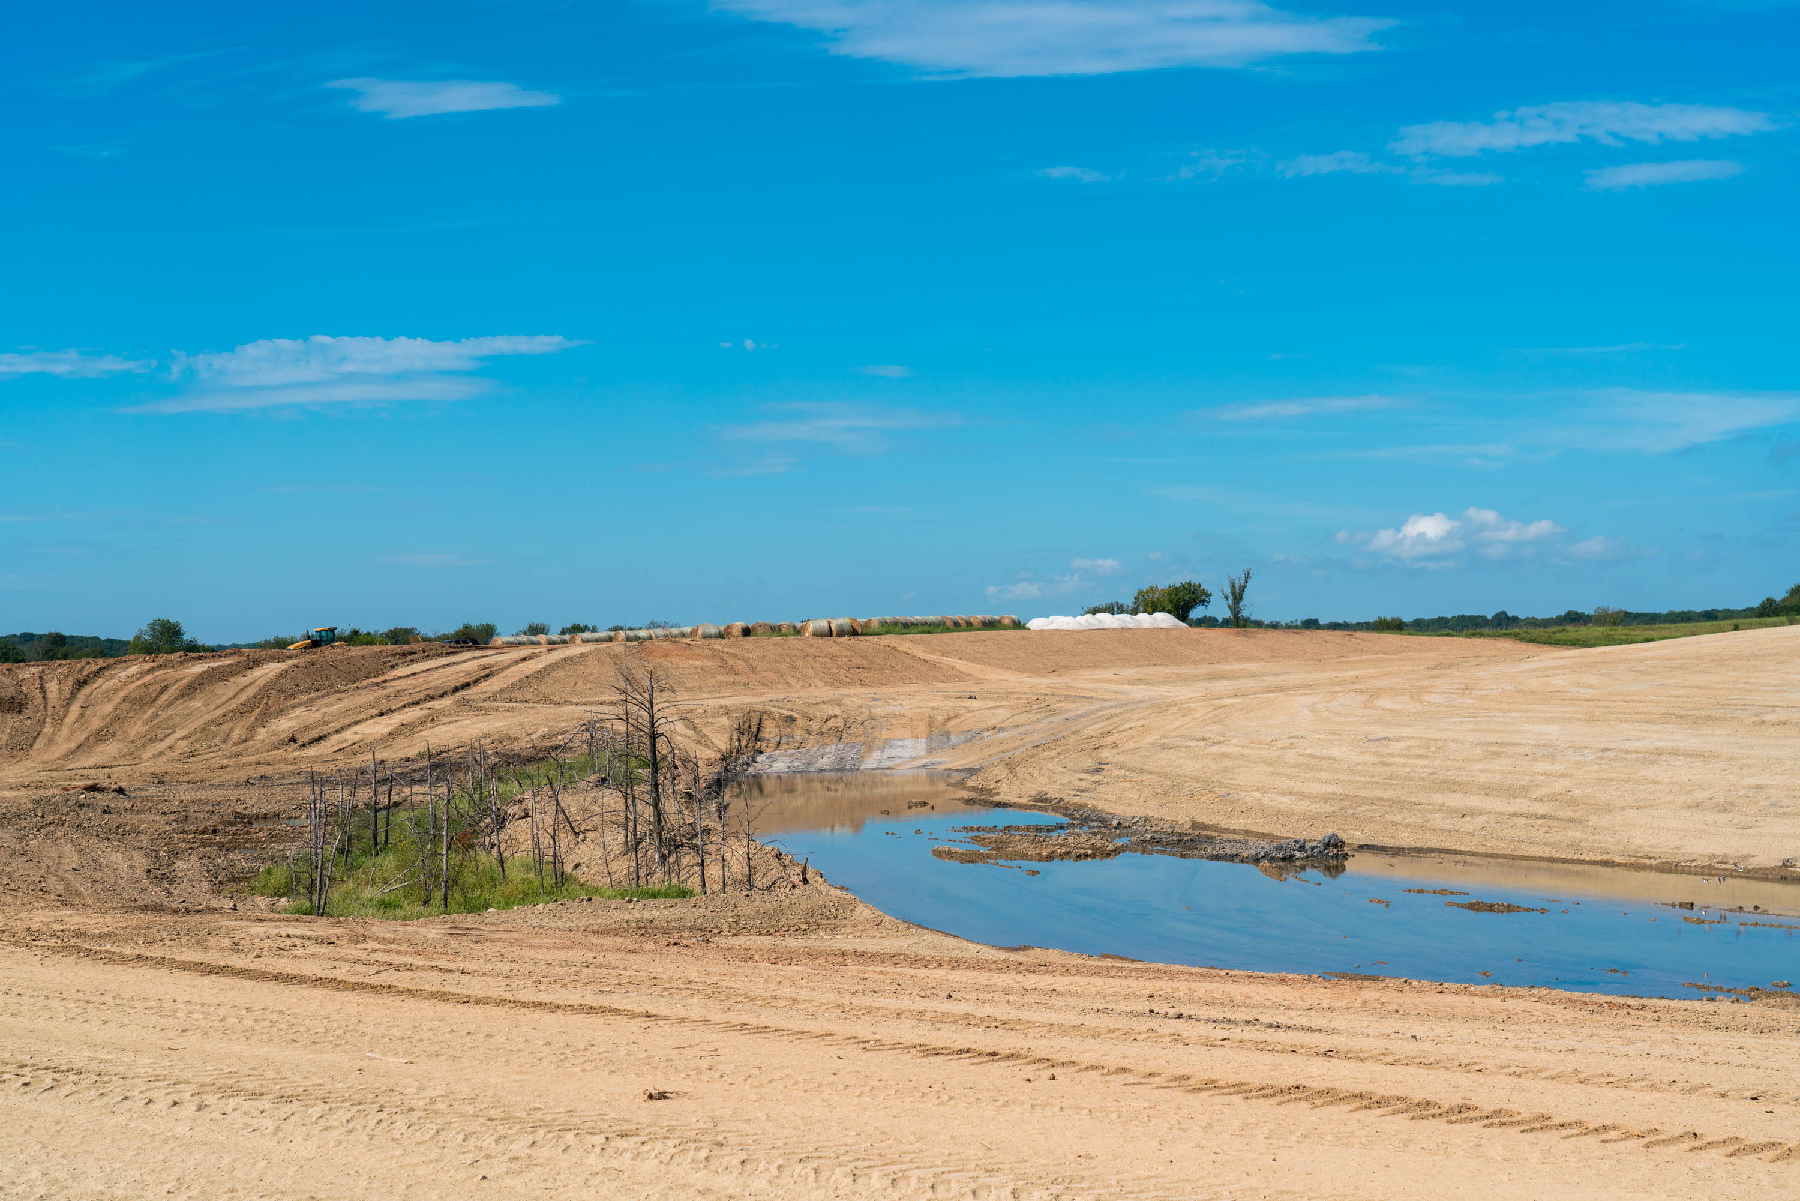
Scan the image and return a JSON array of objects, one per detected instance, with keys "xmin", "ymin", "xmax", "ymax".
[
  {"xmin": 254, "ymin": 801, "xmax": 692, "ymax": 919},
  {"xmin": 1409, "ymin": 615, "xmax": 1794, "ymax": 649}
]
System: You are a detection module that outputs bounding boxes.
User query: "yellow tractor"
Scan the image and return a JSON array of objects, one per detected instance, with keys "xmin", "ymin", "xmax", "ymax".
[{"xmin": 287, "ymin": 627, "xmax": 339, "ymax": 650}]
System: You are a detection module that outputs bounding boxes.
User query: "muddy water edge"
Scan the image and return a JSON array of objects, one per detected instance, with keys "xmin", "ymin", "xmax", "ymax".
[{"xmin": 734, "ymin": 771, "xmax": 1800, "ymax": 1002}]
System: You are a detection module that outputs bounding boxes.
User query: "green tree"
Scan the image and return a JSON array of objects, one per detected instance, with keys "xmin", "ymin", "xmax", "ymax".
[
  {"xmin": 127, "ymin": 617, "xmax": 202, "ymax": 655},
  {"xmin": 383, "ymin": 627, "xmax": 419, "ymax": 645},
  {"xmin": 1223, "ymin": 570, "xmax": 1253, "ymax": 628},
  {"xmin": 517, "ymin": 622, "xmax": 550, "ymax": 637},
  {"xmin": 0, "ymin": 638, "xmax": 25, "ymax": 664},
  {"xmin": 1591, "ymin": 606, "xmax": 1625, "ymax": 627},
  {"xmin": 560, "ymin": 623, "xmax": 598, "ymax": 635},
  {"xmin": 1133, "ymin": 580, "xmax": 1212, "ymax": 622},
  {"xmin": 1084, "ymin": 601, "xmax": 1130, "ymax": 616},
  {"xmin": 438, "ymin": 622, "xmax": 497, "ymax": 645},
  {"xmin": 1372, "ymin": 616, "xmax": 1404, "ymax": 632}
]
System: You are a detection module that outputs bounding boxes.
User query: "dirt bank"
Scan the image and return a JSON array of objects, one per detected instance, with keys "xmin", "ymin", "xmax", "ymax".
[{"xmin": 4, "ymin": 625, "xmax": 1797, "ymax": 871}]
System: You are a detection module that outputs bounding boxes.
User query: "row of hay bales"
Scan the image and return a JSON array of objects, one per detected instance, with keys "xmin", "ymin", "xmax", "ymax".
[{"xmin": 488, "ymin": 614, "xmax": 1019, "ymax": 647}]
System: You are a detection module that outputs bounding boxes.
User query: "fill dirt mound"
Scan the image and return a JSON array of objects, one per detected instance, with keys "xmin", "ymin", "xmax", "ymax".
[{"xmin": 4, "ymin": 626, "xmax": 1799, "ymax": 870}]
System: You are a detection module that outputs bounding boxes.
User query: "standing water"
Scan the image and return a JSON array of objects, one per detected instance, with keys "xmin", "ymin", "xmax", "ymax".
[{"xmin": 737, "ymin": 772, "xmax": 1800, "ymax": 1001}]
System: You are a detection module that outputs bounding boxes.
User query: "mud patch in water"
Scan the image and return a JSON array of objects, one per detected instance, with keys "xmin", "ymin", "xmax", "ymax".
[{"xmin": 742, "ymin": 772, "xmax": 1800, "ymax": 1001}]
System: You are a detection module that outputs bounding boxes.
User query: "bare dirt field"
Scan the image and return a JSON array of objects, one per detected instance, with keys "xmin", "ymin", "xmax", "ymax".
[
  {"xmin": 2, "ymin": 626, "xmax": 1797, "ymax": 1198},
  {"xmin": 4, "ymin": 624, "xmax": 1797, "ymax": 871},
  {"xmin": 5, "ymin": 889, "xmax": 1799, "ymax": 1200}
]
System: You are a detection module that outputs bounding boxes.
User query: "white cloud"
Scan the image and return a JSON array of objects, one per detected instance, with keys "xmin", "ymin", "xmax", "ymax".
[
  {"xmin": 1039, "ymin": 165, "xmax": 1111, "ymax": 182},
  {"xmin": 712, "ymin": 0, "xmax": 1393, "ymax": 77},
  {"xmin": 1362, "ymin": 511, "xmax": 1463, "ymax": 560},
  {"xmin": 856, "ymin": 363, "xmax": 913, "ymax": 377},
  {"xmin": 326, "ymin": 78, "xmax": 560, "ymax": 119},
  {"xmin": 1391, "ymin": 101, "xmax": 1774, "ymax": 158},
  {"xmin": 1278, "ymin": 151, "xmax": 1402, "ymax": 178},
  {"xmin": 1071, "ymin": 557, "xmax": 1124, "ymax": 575},
  {"xmin": 1584, "ymin": 159, "xmax": 1744, "ymax": 190},
  {"xmin": 1347, "ymin": 506, "xmax": 1564, "ymax": 564},
  {"xmin": 135, "ymin": 334, "xmax": 583, "ymax": 413},
  {"xmin": 0, "ymin": 350, "xmax": 153, "ymax": 378},
  {"xmin": 1210, "ymin": 394, "xmax": 1401, "ymax": 421},
  {"xmin": 714, "ymin": 403, "xmax": 957, "ymax": 452},
  {"xmin": 1462, "ymin": 507, "xmax": 1565, "ymax": 558}
]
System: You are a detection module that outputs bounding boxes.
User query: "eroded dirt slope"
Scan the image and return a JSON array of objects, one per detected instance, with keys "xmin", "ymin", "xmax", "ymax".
[{"xmin": 4, "ymin": 626, "xmax": 1797, "ymax": 869}]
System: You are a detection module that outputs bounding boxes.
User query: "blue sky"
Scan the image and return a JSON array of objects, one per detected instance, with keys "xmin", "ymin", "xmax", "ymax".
[{"xmin": 4, "ymin": 0, "xmax": 1797, "ymax": 640}]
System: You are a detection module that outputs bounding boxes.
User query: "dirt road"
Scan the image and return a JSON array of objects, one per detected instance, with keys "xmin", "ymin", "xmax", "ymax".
[{"xmin": 3, "ymin": 893, "xmax": 1795, "ymax": 1201}]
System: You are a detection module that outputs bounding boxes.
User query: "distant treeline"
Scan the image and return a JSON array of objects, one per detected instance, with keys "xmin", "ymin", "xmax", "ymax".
[
  {"xmin": 0, "ymin": 631, "xmax": 131, "ymax": 663},
  {"xmin": 8, "ymin": 584, "xmax": 1799, "ymax": 662},
  {"xmin": 1247, "ymin": 606, "xmax": 1767, "ymax": 633}
]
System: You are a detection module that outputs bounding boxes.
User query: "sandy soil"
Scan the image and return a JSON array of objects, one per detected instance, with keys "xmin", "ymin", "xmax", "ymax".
[
  {"xmin": 4, "ymin": 625, "xmax": 1798, "ymax": 871},
  {"xmin": 3, "ymin": 629, "xmax": 1798, "ymax": 1197},
  {"xmin": 3, "ymin": 890, "xmax": 1796, "ymax": 1200}
]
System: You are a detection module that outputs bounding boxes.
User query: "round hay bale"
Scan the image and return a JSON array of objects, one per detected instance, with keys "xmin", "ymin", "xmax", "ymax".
[
  {"xmin": 830, "ymin": 617, "xmax": 859, "ymax": 637},
  {"xmin": 723, "ymin": 622, "xmax": 748, "ymax": 638},
  {"xmin": 802, "ymin": 619, "xmax": 832, "ymax": 637},
  {"xmin": 694, "ymin": 623, "xmax": 723, "ymax": 639},
  {"xmin": 998, "ymin": 615, "xmax": 1019, "ymax": 628},
  {"xmin": 944, "ymin": 616, "xmax": 965, "ymax": 629},
  {"xmin": 749, "ymin": 621, "xmax": 775, "ymax": 635},
  {"xmin": 611, "ymin": 630, "xmax": 627, "ymax": 642},
  {"xmin": 776, "ymin": 622, "xmax": 799, "ymax": 635}
]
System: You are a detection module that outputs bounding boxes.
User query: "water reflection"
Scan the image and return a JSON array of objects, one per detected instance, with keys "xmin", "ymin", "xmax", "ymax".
[{"xmin": 740, "ymin": 773, "xmax": 1800, "ymax": 1000}]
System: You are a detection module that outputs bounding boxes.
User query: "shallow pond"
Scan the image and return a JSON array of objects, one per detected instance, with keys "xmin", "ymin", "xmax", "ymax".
[{"xmin": 739, "ymin": 772, "xmax": 1800, "ymax": 1001}]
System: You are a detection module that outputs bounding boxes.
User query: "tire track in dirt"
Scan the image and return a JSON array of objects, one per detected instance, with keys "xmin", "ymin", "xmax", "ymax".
[{"xmin": 23, "ymin": 939, "xmax": 1796, "ymax": 1170}]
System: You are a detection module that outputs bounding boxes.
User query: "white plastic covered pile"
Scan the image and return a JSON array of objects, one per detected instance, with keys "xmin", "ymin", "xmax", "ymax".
[{"xmin": 1026, "ymin": 612, "xmax": 1188, "ymax": 631}]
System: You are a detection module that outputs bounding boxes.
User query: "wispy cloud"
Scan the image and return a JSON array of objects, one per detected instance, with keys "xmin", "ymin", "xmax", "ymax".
[
  {"xmin": 1568, "ymin": 388, "xmax": 1800, "ymax": 452},
  {"xmin": 132, "ymin": 334, "xmax": 584, "ymax": 413},
  {"xmin": 1391, "ymin": 101, "xmax": 1775, "ymax": 158},
  {"xmin": 1039, "ymin": 165, "xmax": 1111, "ymax": 183},
  {"xmin": 1585, "ymin": 159, "xmax": 1744, "ymax": 190},
  {"xmin": 1208, "ymin": 394, "xmax": 1402, "ymax": 421},
  {"xmin": 988, "ymin": 555, "xmax": 1125, "ymax": 599},
  {"xmin": 0, "ymin": 350, "xmax": 153, "ymax": 378},
  {"xmin": 1278, "ymin": 151, "xmax": 1401, "ymax": 178},
  {"xmin": 1170, "ymin": 149, "xmax": 1251, "ymax": 180},
  {"xmin": 64, "ymin": 50, "xmax": 231, "ymax": 95},
  {"xmin": 712, "ymin": 0, "xmax": 1394, "ymax": 77},
  {"xmin": 1512, "ymin": 342, "xmax": 1687, "ymax": 354},
  {"xmin": 714, "ymin": 402, "xmax": 958, "ymax": 453},
  {"xmin": 326, "ymin": 78, "xmax": 560, "ymax": 119},
  {"xmin": 856, "ymin": 363, "xmax": 913, "ymax": 377}
]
